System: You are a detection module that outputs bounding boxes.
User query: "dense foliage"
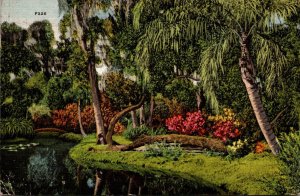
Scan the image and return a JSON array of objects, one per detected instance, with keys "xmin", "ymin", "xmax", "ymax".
[
  {"xmin": 123, "ymin": 125, "xmax": 167, "ymax": 140},
  {"xmin": 0, "ymin": 118, "xmax": 34, "ymax": 139},
  {"xmin": 278, "ymin": 131, "xmax": 300, "ymax": 194}
]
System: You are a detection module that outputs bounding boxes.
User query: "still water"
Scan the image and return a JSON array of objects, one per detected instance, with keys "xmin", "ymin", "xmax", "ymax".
[{"xmin": 0, "ymin": 138, "xmax": 219, "ymax": 195}]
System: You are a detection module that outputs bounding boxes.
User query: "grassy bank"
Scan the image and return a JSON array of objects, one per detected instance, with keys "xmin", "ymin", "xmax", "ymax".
[{"xmin": 69, "ymin": 134, "xmax": 284, "ymax": 195}]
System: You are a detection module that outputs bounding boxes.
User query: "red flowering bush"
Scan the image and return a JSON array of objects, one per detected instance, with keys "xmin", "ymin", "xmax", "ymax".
[
  {"xmin": 212, "ymin": 120, "xmax": 240, "ymax": 142},
  {"xmin": 166, "ymin": 111, "xmax": 207, "ymax": 136},
  {"xmin": 52, "ymin": 103, "xmax": 96, "ymax": 133},
  {"xmin": 166, "ymin": 115, "xmax": 185, "ymax": 133}
]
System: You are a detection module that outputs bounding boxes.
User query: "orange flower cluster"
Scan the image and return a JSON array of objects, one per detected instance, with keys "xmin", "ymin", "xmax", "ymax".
[{"xmin": 255, "ymin": 141, "xmax": 266, "ymax": 154}]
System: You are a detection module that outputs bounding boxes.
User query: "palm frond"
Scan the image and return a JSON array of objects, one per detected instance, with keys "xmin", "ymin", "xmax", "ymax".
[
  {"xmin": 199, "ymin": 32, "xmax": 235, "ymax": 112},
  {"xmin": 254, "ymin": 33, "xmax": 288, "ymax": 94},
  {"xmin": 258, "ymin": 0, "xmax": 299, "ymax": 32}
]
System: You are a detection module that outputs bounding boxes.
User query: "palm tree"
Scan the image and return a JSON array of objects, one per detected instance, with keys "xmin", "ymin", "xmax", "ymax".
[{"xmin": 133, "ymin": 0, "xmax": 299, "ymax": 155}]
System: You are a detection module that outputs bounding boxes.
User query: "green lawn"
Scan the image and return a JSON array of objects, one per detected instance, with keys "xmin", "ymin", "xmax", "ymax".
[{"xmin": 69, "ymin": 134, "xmax": 284, "ymax": 195}]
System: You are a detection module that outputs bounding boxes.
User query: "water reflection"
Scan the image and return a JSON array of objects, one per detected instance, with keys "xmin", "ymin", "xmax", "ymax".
[
  {"xmin": 1, "ymin": 138, "xmax": 220, "ymax": 195},
  {"xmin": 27, "ymin": 148, "xmax": 60, "ymax": 191}
]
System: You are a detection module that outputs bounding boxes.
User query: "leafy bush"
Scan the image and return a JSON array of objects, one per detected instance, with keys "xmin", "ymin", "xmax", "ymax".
[
  {"xmin": 277, "ymin": 131, "xmax": 300, "ymax": 194},
  {"xmin": 166, "ymin": 111, "xmax": 207, "ymax": 136},
  {"xmin": 28, "ymin": 103, "xmax": 51, "ymax": 119},
  {"xmin": 144, "ymin": 141, "xmax": 183, "ymax": 160},
  {"xmin": 59, "ymin": 133, "xmax": 82, "ymax": 142},
  {"xmin": 123, "ymin": 125, "xmax": 167, "ymax": 140},
  {"xmin": 0, "ymin": 118, "xmax": 35, "ymax": 139}
]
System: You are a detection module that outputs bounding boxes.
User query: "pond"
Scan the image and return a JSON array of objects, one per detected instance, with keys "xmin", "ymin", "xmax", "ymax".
[{"xmin": 0, "ymin": 138, "xmax": 219, "ymax": 195}]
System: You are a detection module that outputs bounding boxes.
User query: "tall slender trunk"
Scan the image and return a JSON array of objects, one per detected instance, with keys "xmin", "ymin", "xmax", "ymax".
[
  {"xmin": 77, "ymin": 100, "xmax": 87, "ymax": 137},
  {"xmin": 239, "ymin": 32, "xmax": 280, "ymax": 155},
  {"xmin": 88, "ymin": 60, "xmax": 106, "ymax": 144},
  {"xmin": 131, "ymin": 110, "xmax": 138, "ymax": 128},
  {"xmin": 147, "ymin": 95, "xmax": 155, "ymax": 126},
  {"xmin": 139, "ymin": 105, "xmax": 146, "ymax": 126},
  {"xmin": 72, "ymin": 5, "xmax": 106, "ymax": 144}
]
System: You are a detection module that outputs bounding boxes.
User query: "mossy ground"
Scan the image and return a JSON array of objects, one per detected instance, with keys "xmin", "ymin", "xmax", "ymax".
[
  {"xmin": 59, "ymin": 133, "xmax": 83, "ymax": 142},
  {"xmin": 70, "ymin": 134, "xmax": 284, "ymax": 195}
]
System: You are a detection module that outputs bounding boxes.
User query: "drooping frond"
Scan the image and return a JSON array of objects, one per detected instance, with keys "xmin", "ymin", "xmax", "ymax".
[
  {"xmin": 258, "ymin": 0, "xmax": 299, "ymax": 32},
  {"xmin": 253, "ymin": 33, "xmax": 288, "ymax": 94},
  {"xmin": 199, "ymin": 31, "xmax": 235, "ymax": 112},
  {"xmin": 132, "ymin": 0, "xmax": 145, "ymax": 30}
]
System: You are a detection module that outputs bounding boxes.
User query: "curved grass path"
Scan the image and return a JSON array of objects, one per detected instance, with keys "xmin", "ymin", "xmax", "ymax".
[{"xmin": 69, "ymin": 134, "xmax": 283, "ymax": 195}]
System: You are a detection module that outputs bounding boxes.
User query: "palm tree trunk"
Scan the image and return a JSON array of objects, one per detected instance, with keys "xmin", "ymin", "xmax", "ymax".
[
  {"xmin": 239, "ymin": 32, "xmax": 280, "ymax": 155},
  {"xmin": 77, "ymin": 99, "xmax": 87, "ymax": 137}
]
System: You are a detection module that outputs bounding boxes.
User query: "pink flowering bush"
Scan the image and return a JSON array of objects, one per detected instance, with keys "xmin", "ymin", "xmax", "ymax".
[{"xmin": 166, "ymin": 111, "xmax": 207, "ymax": 136}]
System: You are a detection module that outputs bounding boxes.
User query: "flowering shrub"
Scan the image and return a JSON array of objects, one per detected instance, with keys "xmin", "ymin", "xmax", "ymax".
[
  {"xmin": 212, "ymin": 121, "xmax": 240, "ymax": 142},
  {"xmin": 166, "ymin": 111, "xmax": 207, "ymax": 136},
  {"xmin": 208, "ymin": 108, "xmax": 245, "ymax": 127},
  {"xmin": 208, "ymin": 108, "xmax": 243, "ymax": 143},
  {"xmin": 166, "ymin": 108, "xmax": 245, "ymax": 143},
  {"xmin": 166, "ymin": 115, "xmax": 185, "ymax": 133},
  {"xmin": 227, "ymin": 139, "xmax": 249, "ymax": 157},
  {"xmin": 255, "ymin": 141, "xmax": 267, "ymax": 153}
]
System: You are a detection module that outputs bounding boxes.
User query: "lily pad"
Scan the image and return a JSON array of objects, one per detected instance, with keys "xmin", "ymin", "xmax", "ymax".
[{"xmin": 7, "ymin": 149, "xmax": 18, "ymax": 152}]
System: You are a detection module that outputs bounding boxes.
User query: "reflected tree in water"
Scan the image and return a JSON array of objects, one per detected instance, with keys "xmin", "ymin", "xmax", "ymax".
[{"xmin": 27, "ymin": 148, "xmax": 60, "ymax": 192}]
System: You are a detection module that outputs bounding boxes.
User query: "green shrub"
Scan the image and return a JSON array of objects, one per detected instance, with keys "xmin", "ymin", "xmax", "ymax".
[
  {"xmin": 28, "ymin": 103, "xmax": 51, "ymax": 119},
  {"xmin": 144, "ymin": 141, "xmax": 183, "ymax": 160},
  {"xmin": 0, "ymin": 118, "xmax": 35, "ymax": 139},
  {"xmin": 278, "ymin": 131, "xmax": 300, "ymax": 194},
  {"xmin": 123, "ymin": 125, "xmax": 167, "ymax": 140}
]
